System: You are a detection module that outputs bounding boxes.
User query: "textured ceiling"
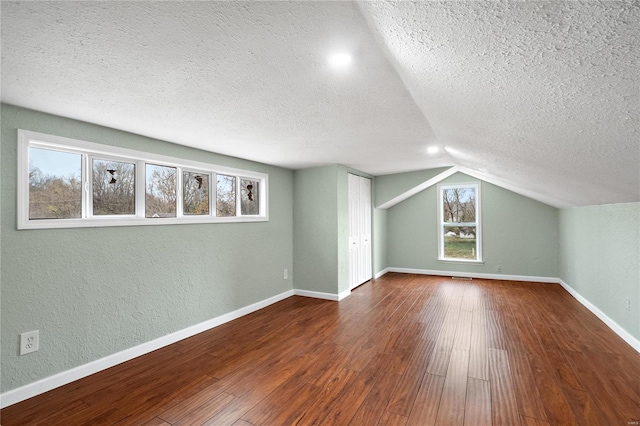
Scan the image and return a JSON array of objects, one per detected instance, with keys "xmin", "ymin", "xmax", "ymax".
[{"xmin": 2, "ymin": 1, "xmax": 638, "ymax": 207}]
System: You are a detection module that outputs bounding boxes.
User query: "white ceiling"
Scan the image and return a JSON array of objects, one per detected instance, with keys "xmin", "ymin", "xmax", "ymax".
[{"xmin": 2, "ymin": 1, "xmax": 638, "ymax": 208}]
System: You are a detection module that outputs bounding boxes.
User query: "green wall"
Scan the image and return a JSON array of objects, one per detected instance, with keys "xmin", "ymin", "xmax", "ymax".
[
  {"xmin": 380, "ymin": 171, "xmax": 559, "ymax": 278},
  {"xmin": 559, "ymin": 203, "xmax": 640, "ymax": 341},
  {"xmin": 0, "ymin": 104, "xmax": 294, "ymax": 393},
  {"xmin": 375, "ymin": 167, "xmax": 449, "ymax": 207},
  {"xmin": 373, "ymin": 208, "xmax": 387, "ymax": 274},
  {"xmin": 292, "ymin": 165, "xmax": 350, "ymax": 295}
]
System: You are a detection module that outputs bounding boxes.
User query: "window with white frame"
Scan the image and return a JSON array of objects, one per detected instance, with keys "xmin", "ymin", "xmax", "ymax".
[
  {"xmin": 18, "ymin": 130, "xmax": 268, "ymax": 229},
  {"xmin": 437, "ymin": 183, "xmax": 482, "ymax": 262}
]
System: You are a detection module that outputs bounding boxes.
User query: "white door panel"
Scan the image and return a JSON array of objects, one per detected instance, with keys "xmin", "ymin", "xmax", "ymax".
[{"xmin": 348, "ymin": 173, "xmax": 372, "ymax": 289}]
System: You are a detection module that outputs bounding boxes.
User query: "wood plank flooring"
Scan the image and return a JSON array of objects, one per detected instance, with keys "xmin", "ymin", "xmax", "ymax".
[{"xmin": 2, "ymin": 273, "xmax": 639, "ymax": 425}]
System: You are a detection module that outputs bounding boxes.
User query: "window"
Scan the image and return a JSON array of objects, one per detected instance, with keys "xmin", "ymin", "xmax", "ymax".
[
  {"xmin": 240, "ymin": 178, "xmax": 259, "ymax": 215},
  {"xmin": 183, "ymin": 171, "xmax": 209, "ymax": 216},
  {"xmin": 145, "ymin": 164, "xmax": 177, "ymax": 218},
  {"xmin": 216, "ymin": 174, "xmax": 236, "ymax": 217},
  {"xmin": 29, "ymin": 147, "xmax": 82, "ymax": 219},
  {"xmin": 17, "ymin": 130, "xmax": 268, "ymax": 229},
  {"xmin": 437, "ymin": 183, "xmax": 482, "ymax": 262},
  {"xmin": 92, "ymin": 159, "xmax": 135, "ymax": 216}
]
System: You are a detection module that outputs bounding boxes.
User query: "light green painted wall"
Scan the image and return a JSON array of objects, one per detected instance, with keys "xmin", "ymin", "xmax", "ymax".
[
  {"xmin": 384, "ymin": 172, "xmax": 559, "ymax": 277},
  {"xmin": 292, "ymin": 165, "xmax": 353, "ymax": 295},
  {"xmin": 375, "ymin": 167, "xmax": 449, "ymax": 207},
  {"xmin": 293, "ymin": 165, "xmax": 340, "ymax": 294},
  {"xmin": 559, "ymin": 203, "xmax": 640, "ymax": 341},
  {"xmin": 373, "ymin": 208, "xmax": 388, "ymax": 273},
  {"xmin": 0, "ymin": 104, "xmax": 294, "ymax": 393},
  {"xmin": 336, "ymin": 165, "xmax": 350, "ymax": 294}
]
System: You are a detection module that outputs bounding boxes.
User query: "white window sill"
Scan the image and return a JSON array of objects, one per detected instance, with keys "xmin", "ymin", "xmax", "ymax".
[{"xmin": 437, "ymin": 258, "xmax": 484, "ymax": 265}]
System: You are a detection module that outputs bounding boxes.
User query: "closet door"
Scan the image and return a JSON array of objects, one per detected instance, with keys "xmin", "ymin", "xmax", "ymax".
[{"xmin": 348, "ymin": 173, "xmax": 372, "ymax": 290}]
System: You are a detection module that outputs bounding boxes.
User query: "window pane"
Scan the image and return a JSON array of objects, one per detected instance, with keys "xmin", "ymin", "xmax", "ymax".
[
  {"xmin": 183, "ymin": 171, "xmax": 209, "ymax": 215},
  {"xmin": 216, "ymin": 174, "xmax": 236, "ymax": 217},
  {"xmin": 145, "ymin": 164, "xmax": 176, "ymax": 218},
  {"xmin": 29, "ymin": 147, "xmax": 82, "ymax": 219},
  {"xmin": 442, "ymin": 188, "xmax": 476, "ymax": 223},
  {"xmin": 240, "ymin": 179, "xmax": 259, "ymax": 215},
  {"xmin": 93, "ymin": 159, "xmax": 135, "ymax": 215},
  {"xmin": 444, "ymin": 226, "xmax": 477, "ymax": 259}
]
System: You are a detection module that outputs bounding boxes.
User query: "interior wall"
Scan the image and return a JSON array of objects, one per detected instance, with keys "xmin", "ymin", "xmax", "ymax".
[
  {"xmin": 336, "ymin": 165, "xmax": 350, "ymax": 294},
  {"xmin": 0, "ymin": 104, "xmax": 294, "ymax": 393},
  {"xmin": 372, "ymin": 168, "xmax": 448, "ymax": 275},
  {"xmin": 375, "ymin": 167, "xmax": 449, "ymax": 207},
  {"xmin": 373, "ymin": 208, "xmax": 387, "ymax": 274},
  {"xmin": 292, "ymin": 165, "xmax": 353, "ymax": 296},
  {"xmin": 381, "ymin": 171, "xmax": 559, "ymax": 278},
  {"xmin": 292, "ymin": 165, "xmax": 340, "ymax": 295},
  {"xmin": 559, "ymin": 203, "xmax": 640, "ymax": 341}
]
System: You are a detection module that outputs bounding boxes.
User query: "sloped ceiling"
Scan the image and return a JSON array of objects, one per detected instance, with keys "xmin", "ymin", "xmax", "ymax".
[{"xmin": 1, "ymin": 1, "xmax": 638, "ymax": 208}]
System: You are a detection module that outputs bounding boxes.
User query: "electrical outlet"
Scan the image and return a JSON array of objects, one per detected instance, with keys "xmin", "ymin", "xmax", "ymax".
[
  {"xmin": 20, "ymin": 330, "xmax": 39, "ymax": 355},
  {"xmin": 626, "ymin": 298, "xmax": 631, "ymax": 312},
  {"xmin": 284, "ymin": 268, "xmax": 288, "ymax": 280}
]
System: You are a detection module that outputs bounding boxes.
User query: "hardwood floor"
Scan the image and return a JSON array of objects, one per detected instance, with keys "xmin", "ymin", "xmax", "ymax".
[{"xmin": 2, "ymin": 273, "xmax": 639, "ymax": 425}]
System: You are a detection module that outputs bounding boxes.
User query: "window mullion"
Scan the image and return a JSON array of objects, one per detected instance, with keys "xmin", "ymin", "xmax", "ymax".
[
  {"xmin": 212, "ymin": 173, "xmax": 217, "ymax": 217},
  {"xmin": 236, "ymin": 176, "xmax": 242, "ymax": 216},
  {"xmin": 136, "ymin": 160, "xmax": 146, "ymax": 218},
  {"xmin": 176, "ymin": 167, "xmax": 183, "ymax": 218},
  {"xmin": 83, "ymin": 153, "xmax": 90, "ymax": 219}
]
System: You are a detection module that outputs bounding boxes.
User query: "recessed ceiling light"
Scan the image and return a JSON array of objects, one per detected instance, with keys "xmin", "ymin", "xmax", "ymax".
[
  {"xmin": 427, "ymin": 146, "xmax": 439, "ymax": 155},
  {"xmin": 329, "ymin": 53, "xmax": 352, "ymax": 68}
]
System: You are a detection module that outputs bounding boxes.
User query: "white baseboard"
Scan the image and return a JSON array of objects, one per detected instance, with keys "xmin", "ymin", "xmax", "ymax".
[
  {"xmin": 374, "ymin": 267, "xmax": 390, "ymax": 279},
  {"xmin": 338, "ymin": 289, "xmax": 351, "ymax": 301},
  {"xmin": 4, "ymin": 274, "xmax": 636, "ymax": 409},
  {"xmin": 0, "ymin": 289, "xmax": 294, "ymax": 409},
  {"xmin": 377, "ymin": 267, "xmax": 639, "ymax": 354},
  {"xmin": 293, "ymin": 288, "xmax": 350, "ymax": 301},
  {"xmin": 558, "ymin": 279, "xmax": 640, "ymax": 352},
  {"xmin": 384, "ymin": 267, "xmax": 559, "ymax": 283}
]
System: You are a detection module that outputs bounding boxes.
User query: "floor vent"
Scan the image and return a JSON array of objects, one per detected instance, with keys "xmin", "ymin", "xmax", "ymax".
[{"xmin": 451, "ymin": 276, "xmax": 472, "ymax": 280}]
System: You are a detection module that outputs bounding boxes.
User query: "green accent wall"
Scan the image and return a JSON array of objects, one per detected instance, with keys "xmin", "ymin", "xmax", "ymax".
[
  {"xmin": 0, "ymin": 104, "xmax": 294, "ymax": 393},
  {"xmin": 559, "ymin": 203, "xmax": 640, "ymax": 341},
  {"xmin": 379, "ymin": 171, "xmax": 559, "ymax": 277},
  {"xmin": 375, "ymin": 167, "xmax": 449, "ymax": 208},
  {"xmin": 373, "ymin": 208, "xmax": 387, "ymax": 274},
  {"xmin": 292, "ymin": 165, "xmax": 350, "ymax": 295}
]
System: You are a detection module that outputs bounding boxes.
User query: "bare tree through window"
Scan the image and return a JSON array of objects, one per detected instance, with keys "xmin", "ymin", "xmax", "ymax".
[
  {"xmin": 442, "ymin": 187, "xmax": 477, "ymax": 259},
  {"xmin": 145, "ymin": 164, "xmax": 176, "ymax": 218},
  {"xmin": 93, "ymin": 159, "xmax": 135, "ymax": 215},
  {"xmin": 29, "ymin": 147, "xmax": 82, "ymax": 219},
  {"xmin": 241, "ymin": 178, "xmax": 259, "ymax": 215},
  {"xmin": 216, "ymin": 174, "xmax": 236, "ymax": 217},
  {"xmin": 183, "ymin": 171, "xmax": 209, "ymax": 215}
]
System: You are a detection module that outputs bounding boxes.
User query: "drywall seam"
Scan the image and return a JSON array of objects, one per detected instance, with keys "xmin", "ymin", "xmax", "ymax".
[
  {"xmin": 0, "ymin": 289, "xmax": 295, "ymax": 409},
  {"xmin": 558, "ymin": 279, "xmax": 640, "ymax": 352},
  {"xmin": 377, "ymin": 166, "xmax": 459, "ymax": 209},
  {"xmin": 376, "ymin": 268, "xmax": 640, "ymax": 353}
]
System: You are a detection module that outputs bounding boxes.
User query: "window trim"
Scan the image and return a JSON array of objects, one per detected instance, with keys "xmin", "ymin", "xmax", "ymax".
[
  {"xmin": 18, "ymin": 129, "xmax": 268, "ymax": 229},
  {"xmin": 437, "ymin": 182, "xmax": 483, "ymax": 263}
]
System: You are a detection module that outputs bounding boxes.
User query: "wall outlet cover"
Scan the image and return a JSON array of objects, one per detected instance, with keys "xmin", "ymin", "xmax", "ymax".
[{"xmin": 20, "ymin": 330, "xmax": 39, "ymax": 355}]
